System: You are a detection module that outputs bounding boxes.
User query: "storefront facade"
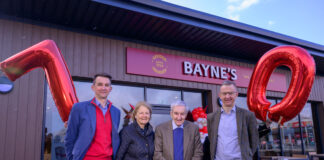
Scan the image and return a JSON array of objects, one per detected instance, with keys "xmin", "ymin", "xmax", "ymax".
[{"xmin": 1, "ymin": 0, "xmax": 324, "ymax": 159}]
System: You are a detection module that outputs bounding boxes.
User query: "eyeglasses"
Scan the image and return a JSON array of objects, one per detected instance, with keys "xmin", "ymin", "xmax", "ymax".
[{"xmin": 220, "ymin": 92, "xmax": 237, "ymax": 96}]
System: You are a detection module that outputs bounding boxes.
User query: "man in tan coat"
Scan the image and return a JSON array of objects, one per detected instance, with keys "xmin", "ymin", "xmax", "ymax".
[
  {"xmin": 207, "ymin": 80, "xmax": 259, "ymax": 160},
  {"xmin": 154, "ymin": 101, "xmax": 203, "ymax": 160}
]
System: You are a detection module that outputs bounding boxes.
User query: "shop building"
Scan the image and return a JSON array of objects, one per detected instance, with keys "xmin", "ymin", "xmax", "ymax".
[{"xmin": 0, "ymin": 0, "xmax": 324, "ymax": 159}]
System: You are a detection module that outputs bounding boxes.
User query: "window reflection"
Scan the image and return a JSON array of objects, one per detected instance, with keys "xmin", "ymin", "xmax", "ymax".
[
  {"xmin": 282, "ymin": 115, "xmax": 302, "ymax": 155},
  {"xmin": 235, "ymin": 96, "xmax": 248, "ymax": 110},
  {"xmin": 147, "ymin": 88, "xmax": 181, "ymax": 105},
  {"xmin": 259, "ymin": 99, "xmax": 282, "ymax": 157},
  {"xmin": 300, "ymin": 103, "xmax": 316, "ymax": 153},
  {"xmin": 183, "ymin": 91, "xmax": 202, "ymax": 111},
  {"xmin": 257, "ymin": 100, "xmax": 316, "ymax": 157},
  {"xmin": 109, "ymin": 84, "xmax": 144, "ymax": 129},
  {"xmin": 150, "ymin": 114, "xmax": 172, "ymax": 129},
  {"xmin": 44, "ymin": 85, "xmax": 67, "ymax": 160}
]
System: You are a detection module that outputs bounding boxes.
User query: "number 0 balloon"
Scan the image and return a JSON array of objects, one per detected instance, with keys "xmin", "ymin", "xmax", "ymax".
[{"xmin": 247, "ymin": 46, "xmax": 315, "ymax": 124}]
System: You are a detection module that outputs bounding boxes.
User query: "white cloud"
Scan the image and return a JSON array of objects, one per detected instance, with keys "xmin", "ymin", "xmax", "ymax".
[
  {"xmin": 239, "ymin": 0, "xmax": 259, "ymax": 10},
  {"xmin": 268, "ymin": 20, "xmax": 275, "ymax": 26},
  {"xmin": 225, "ymin": 0, "xmax": 259, "ymax": 21},
  {"xmin": 227, "ymin": 0, "xmax": 240, "ymax": 3},
  {"xmin": 229, "ymin": 14, "xmax": 240, "ymax": 21}
]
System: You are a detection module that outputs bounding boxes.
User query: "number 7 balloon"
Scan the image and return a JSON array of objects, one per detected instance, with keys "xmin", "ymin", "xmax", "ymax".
[{"xmin": 0, "ymin": 40, "xmax": 78, "ymax": 122}]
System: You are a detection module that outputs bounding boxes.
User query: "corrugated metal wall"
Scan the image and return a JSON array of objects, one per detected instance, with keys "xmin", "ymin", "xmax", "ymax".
[
  {"xmin": 0, "ymin": 19, "xmax": 45, "ymax": 160},
  {"xmin": 1, "ymin": 19, "xmax": 324, "ymax": 159}
]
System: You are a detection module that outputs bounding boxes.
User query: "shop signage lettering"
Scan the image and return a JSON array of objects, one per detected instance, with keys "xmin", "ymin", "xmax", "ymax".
[
  {"xmin": 126, "ymin": 47, "xmax": 287, "ymax": 92},
  {"xmin": 183, "ymin": 61, "xmax": 237, "ymax": 80}
]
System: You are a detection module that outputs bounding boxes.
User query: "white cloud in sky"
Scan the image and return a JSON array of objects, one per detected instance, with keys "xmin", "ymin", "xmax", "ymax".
[
  {"xmin": 268, "ymin": 20, "xmax": 275, "ymax": 26},
  {"xmin": 226, "ymin": 0, "xmax": 259, "ymax": 21},
  {"xmin": 227, "ymin": 0, "xmax": 240, "ymax": 3},
  {"xmin": 229, "ymin": 14, "xmax": 240, "ymax": 21}
]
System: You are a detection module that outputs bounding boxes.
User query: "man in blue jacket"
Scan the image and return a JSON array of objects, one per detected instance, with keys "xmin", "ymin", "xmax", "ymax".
[{"xmin": 65, "ymin": 73, "xmax": 120, "ymax": 160}]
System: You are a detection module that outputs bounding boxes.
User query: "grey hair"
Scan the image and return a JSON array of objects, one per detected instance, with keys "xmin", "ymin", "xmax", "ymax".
[
  {"xmin": 221, "ymin": 80, "xmax": 238, "ymax": 90},
  {"xmin": 170, "ymin": 100, "xmax": 189, "ymax": 112}
]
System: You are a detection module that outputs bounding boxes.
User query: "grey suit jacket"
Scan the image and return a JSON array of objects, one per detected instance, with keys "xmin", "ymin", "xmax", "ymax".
[
  {"xmin": 207, "ymin": 106, "xmax": 259, "ymax": 160},
  {"xmin": 153, "ymin": 120, "xmax": 203, "ymax": 160}
]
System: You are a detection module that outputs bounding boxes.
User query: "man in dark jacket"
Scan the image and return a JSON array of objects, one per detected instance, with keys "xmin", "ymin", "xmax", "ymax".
[{"xmin": 207, "ymin": 80, "xmax": 259, "ymax": 160}]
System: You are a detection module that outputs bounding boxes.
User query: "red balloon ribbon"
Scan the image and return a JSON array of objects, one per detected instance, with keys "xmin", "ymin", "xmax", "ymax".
[
  {"xmin": 0, "ymin": 40, "xmax": 78, "ymax": 122},
  {"xmin": 247, "ymin": 46, "xmax": 315, "ymax": 124}
]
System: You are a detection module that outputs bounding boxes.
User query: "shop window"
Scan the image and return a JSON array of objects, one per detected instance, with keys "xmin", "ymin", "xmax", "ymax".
[
  {"xmin": 235, "ymin": 96, "xmax": 248, "ymax": 110},
  {"xmin": 300, "ymin": 103, "xmax": 316, "ymax": 153},
  {"xmin": 183, "ymin": 91, "xmax": 203, "ymax": 111},
  {"xmin": 255, "ymin": 100, "xmax": 316, "ymax": 158},
  {"xmin": 147, "ymin": 88, "xmax": 181, "ymax": 105},
  {"xmin": 44, "ymin": 85, "xmax": 66, "ymax": 160},
  {"xmin": 267, "ymin": 100, "xmax": 283, "ymax": 156},
  {"xmin": 281, "ymin": 114, "xmax": 302, "ymax": 156},
  {"xmin": 109, "ymin": 84, "xmax": 144, "ymax": 128}
]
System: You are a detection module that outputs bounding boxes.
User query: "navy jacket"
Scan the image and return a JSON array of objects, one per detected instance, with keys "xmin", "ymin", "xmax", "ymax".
[
  {"xmin": 116, "ymin": 121, "xmax": 154, "ymax": 160},
  {"xmin": 64, "ymin": 98, "xmax": 121, "ymax": 160}
]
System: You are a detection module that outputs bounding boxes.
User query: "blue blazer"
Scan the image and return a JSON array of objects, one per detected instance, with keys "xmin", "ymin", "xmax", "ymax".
[{"xmin": 64, "ymin": 99, "xmax": 121, "ymax": 160}]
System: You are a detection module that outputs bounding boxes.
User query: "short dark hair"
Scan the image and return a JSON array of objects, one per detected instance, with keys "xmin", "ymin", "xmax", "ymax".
[
  {"xmin": 221, "ymin": 80, "xmax": 237, "ymax": 89},
  {"xmin": 93, "ymin": 73, "xmax": 112, "ymax": 84}
]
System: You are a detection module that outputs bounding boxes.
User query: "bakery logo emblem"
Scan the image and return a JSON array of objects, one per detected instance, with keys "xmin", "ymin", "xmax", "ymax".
[{"xmin": 152, "ymin": 54, "xmax": 167, "ymax": 74}]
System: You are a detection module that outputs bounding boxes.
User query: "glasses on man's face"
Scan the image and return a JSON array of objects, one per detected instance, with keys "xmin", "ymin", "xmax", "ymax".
[{"xmin": 220, "ymin": 92, "xmax": 236, "ymax": 96}]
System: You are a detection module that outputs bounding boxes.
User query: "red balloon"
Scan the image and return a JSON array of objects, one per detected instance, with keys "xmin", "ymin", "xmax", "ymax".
[
  {"xmin": 0, "ymin": 40, "xmax": 78, "ymax": 122},
  {"xmin": 192, "ymin": 107, "xmax": 207, "ymax": 121},
  {"xmin": 247, "ymin": 46, "xmax": 315, "ymax": 124},
  {"xmin": 199, "ymin": 126, "xmax": 208, "ymax": 133}
]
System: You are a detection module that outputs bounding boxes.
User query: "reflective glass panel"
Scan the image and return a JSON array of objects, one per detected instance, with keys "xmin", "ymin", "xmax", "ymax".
[
  {"xmin": 150, "ymin": 114, "xmax": 172, "ymax": 129},
  {"xmin": 300, "ymin": 103, "xmax": 316, "ymax": 153},
  {"xmin": 281, "ymin": 114, "xmax": 302, "ymax": 156},
  {"xmin": 235, "ymin": 96, "xmax": 248, "ymax": 110},
  {"xmin": 183, "ymin": 91, "xmax": 203, "ymax": 111},
  {"xmin": 147, "ymin": 88, "xmax": 181, "ymax": 105},
  {"xmin": 44, "ymin": 85, "xmax": 67, "ymax": 160},
  {"xmin": 258, "ymin": 99, "xmax": 281, "ymax": 157},
  {"xmin": 109, "ymin": 84, "xmax": 144, "ymax": 129}
]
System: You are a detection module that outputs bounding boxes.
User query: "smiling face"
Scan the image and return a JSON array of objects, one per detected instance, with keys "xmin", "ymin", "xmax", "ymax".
[
  {"xmin": 170, "ymin": 105, "xmax": 187, "ymax": 127},
  {"xmin": 91, "ymin": 76, "xmax": 112, "ymax": 100},
  {"xmin": 135, "ymin": 105, "xmax": 151, "ymax": 127},
  {"xmin": 219, "ymin": 84, "xmax": 238, "ymax": 109}
]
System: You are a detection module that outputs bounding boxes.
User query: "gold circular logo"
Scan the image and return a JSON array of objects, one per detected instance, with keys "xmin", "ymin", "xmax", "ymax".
[{"xmin": 152, "ymin": 54, "xmax": 167, "ymax": 74}]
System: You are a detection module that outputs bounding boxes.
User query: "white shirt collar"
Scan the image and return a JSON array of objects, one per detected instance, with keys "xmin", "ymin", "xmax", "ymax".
[
  {"xmin": 172, "ymin": 120, "xmax": 184, "ymax": 130},
  {"xmin": 221, "ymin": 105, "xmax": 237, "ymax": 113}
]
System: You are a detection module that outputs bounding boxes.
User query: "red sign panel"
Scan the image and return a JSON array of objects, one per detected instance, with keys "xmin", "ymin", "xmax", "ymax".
[{"xmin": 126, "ymin": 48, "xmax": 287, "ymax": 92}]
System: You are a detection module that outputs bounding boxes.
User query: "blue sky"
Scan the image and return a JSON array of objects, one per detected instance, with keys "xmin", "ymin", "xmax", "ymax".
[{"xmin": 162, "ymin": 0, "xmax": 324, "ymax": 46}]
